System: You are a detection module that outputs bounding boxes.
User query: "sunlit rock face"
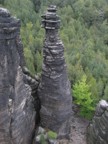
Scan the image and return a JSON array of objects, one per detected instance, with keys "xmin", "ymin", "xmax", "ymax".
[
  {"xmin": 87, "ymin": 100, "xmax": 108, "ymax": 144},
  {"xmin": 0, "ymin": 8, "xmax": 36, "ymax": 144},
  {"xmin": 38, "ymin": 5, "xmax": 72, "ymax": 138}
]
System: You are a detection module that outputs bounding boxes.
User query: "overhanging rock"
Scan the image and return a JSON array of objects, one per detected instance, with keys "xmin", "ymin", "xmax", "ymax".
[{"xmin": 38, "ymin": 5, "xmax": 72, "ymax": 138}]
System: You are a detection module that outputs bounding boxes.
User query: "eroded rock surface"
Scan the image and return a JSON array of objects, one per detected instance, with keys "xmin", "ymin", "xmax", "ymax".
[
  {"xmin": 0, "ymin": 8, "xmax": 36, "ymax": 144},
  {"xmin": 38, "ymin": 5, "xmax": 72, "ymax": 138},
  {"xmin": 87, "ymin": 100, "xmax": 108, "ymax": 144}
]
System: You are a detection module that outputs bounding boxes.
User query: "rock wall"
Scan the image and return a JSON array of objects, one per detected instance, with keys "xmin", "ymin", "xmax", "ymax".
[
  {"xmin": 87, "ymin": 100, "xmax": 108, "ymax": 144},
  {"xmin": 0, "ymin": 8, "xmax": 36, "ymax": 144},
  {"xmin": 38, "ymin": 5, "xmax": 72, "ymax": 138},
  {"xmin": 1, "ymin": 5, "xmax": 108, "ymax": 144}
]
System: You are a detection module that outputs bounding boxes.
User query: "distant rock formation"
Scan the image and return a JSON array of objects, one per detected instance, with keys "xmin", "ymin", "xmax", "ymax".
[
  {"xmin": 0, "ymin": 8, "xmax": 36, "ymax": 144},
  {"xmin": 38, "ymin": 5, "xmax": 72, "ymax": 138},
  {"xmin": 87, "ymin": 100, "xmax": 108, "ymax": 144}
]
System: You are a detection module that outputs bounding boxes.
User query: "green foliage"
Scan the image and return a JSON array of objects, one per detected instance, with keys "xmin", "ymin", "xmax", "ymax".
[
  {"xmin": 47, "ymin": 131, "xmax": 57, "ymax": 140},
  {"xmin": 24, "ymin": 47, "xmax": 36, "ymax": 75},
  {"xmin": 30, "ymin": 0, "xmax": 41, "ymax": 12},
  {"xmin": 103, "ymin": 84, "xmax": 108, "ymax": 101},
  {"xmin": 73, "ymin": 75, "xmax": 95, "ymax": 119},
  {"xmin": 0, "ymin": 0, "xmax": 5, "ymax": 5},
  {"xmin": 35, "ymin": 51, "xmax": 42, "ymax": 74},
  {"xmin": 3, "ymin": 0, "xmax": 108, "ymax": 115},
  {"xmin": 40, "ymin": 134, "xmax": 47, "ymax": 144},
  {"xmin": 21, "ymin": 21, "xmax": 43, "ymax": 74},
  {"xmin": 5, "ymin": 0, "xmax": 36, "ymax": 25}
]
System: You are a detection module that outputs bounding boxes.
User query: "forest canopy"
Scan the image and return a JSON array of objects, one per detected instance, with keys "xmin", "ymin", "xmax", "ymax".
[{"xmin": 1, "ymin": 0, "xmax": 108, "ymax": 117}]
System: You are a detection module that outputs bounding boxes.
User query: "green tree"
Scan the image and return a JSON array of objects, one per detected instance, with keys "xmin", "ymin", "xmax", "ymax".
[
  {"xmin": 3, "ymin": 0, "xmax": 108, "ymax": 102},
  {"xmin": 103, "ymin": 84, "xmax": 108, "ymax": 100},
  {"xmin": 73, "ymin": 75, "xmax": 95, "ymax": 119},
  {"xmin": 24, "ymin": 47, "xmax": 36, "ymax": 75},
  {"xmin": 0, "ymin": 0, "xmax": 5, "ymax": 5},
  {"xmin": 31, "ymin": 0, "xmax": 41, "ymax": 12}
]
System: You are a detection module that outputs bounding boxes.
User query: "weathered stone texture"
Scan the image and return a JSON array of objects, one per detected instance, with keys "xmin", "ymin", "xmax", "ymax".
[
  {"xmin": 0, "ymin": 8, "xmax": 35, "ymax": 144},
  {"xmin": 38, "ymin": 5, "xmax": 72, "ymax": 138},
  {"xmin": 87, "ymin": 100, "xmax": 108, "ymax": 144}
]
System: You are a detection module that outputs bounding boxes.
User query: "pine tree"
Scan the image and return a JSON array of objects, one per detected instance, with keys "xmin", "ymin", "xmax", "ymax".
[{"xmin": 73, "ymin": 75, "xmax": 94, "ymax": 119}]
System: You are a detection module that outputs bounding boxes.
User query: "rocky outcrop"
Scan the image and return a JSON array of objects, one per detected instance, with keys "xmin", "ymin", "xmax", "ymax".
[
  {"xmin": 87, "ymin": 100, "xmax": 108, "ymax": 144},
  {"xmin": 0, "ymin": 8, "xmax": 36, "ymax": 144},
  {"xmin": 38, "ymin": 5, "xmax": 72, "ymax": 138}
]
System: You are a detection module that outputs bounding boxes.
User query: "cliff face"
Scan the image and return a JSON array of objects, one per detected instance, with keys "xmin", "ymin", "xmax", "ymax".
[
  {"xmin": 38, "ymin": 5, "xmax": 72, "ymax": 138},
  {"xmin": 2, "ymin": 5, "xmax": 108, "ymax": 144},
  {"xmin": 0, "ymin": 6, "xmax": 72, "ymax": 143},
  {"xmin": 87, "ymin": 100, "xmax": 108, "ymax": 144},
  {"xmin": 0, "ymin": 8, "xmax": 36, "ymax": 144}
]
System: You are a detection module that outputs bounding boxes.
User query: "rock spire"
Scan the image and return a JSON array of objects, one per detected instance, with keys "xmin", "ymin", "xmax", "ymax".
[
  {"xmin": 38, "ymin": 5, "xmax": 72, "ymax": 138},
  {"xmin": 87, "ymin": 100, "xmax": 108, "ymax": 144}
]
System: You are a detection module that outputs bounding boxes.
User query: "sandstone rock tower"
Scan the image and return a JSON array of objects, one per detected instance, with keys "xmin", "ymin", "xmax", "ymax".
[
  {"xmin": 87, "ymin": 100, "xmax": 108, "ymax": 144},
  {"xmin": 38, "ymin": 5, "xmax": 72, "ymax": 138},
  {"xmin": 0, "ymin": 8, "xmax": 36, "ymax": 144}
]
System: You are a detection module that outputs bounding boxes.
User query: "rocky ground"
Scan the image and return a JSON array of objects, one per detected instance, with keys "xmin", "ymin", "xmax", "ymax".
[
  {"xmin": 35, "ymin": 104, "xmax": 89, "ymax": 144},
  {"xmin": 68, "ymin": 105, "xmax": 89, "ymax": 144}
]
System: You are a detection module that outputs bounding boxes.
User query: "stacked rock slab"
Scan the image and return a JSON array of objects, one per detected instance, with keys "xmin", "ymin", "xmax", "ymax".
[
  {"xmin": 38, "ymin": 5, "xmax": 72, "ymax": 138},
  {"xmin": 87, "ymin": 100, "xmax": 108, "ymax": 144},
  {"xmin": 0, "ymin": 8, "xmax": 36, "ymax": 144}
]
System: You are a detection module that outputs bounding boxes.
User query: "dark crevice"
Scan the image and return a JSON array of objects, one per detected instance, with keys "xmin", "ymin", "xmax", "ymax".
[{"xmin": 23, "ymin": 67, "xmax": 41, "ymax": 143}]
